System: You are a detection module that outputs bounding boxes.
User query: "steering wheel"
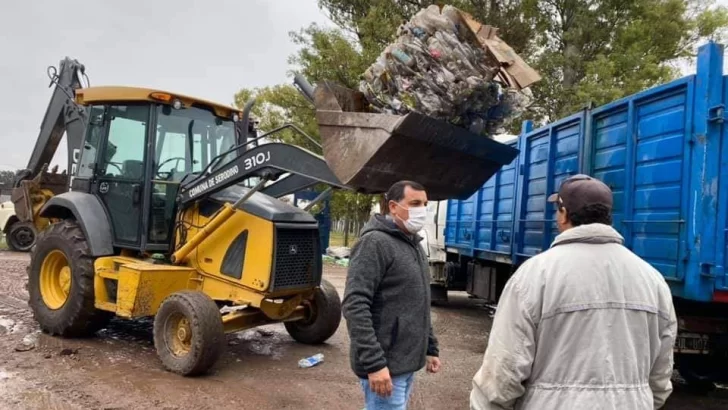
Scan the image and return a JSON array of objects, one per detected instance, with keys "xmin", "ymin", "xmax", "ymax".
[
  {"xmin": 105, "ymin": 162, "xmax": 123, "ymax": 176},
  {"xmin": 155, "ymin": 157, "xmax": 186, "ymax": 179}
]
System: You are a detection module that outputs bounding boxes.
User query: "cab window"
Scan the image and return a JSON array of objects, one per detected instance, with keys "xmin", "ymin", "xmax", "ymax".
[{"xmin": 100, "ymin": 105, "xmax": 149, "ymax": 180}]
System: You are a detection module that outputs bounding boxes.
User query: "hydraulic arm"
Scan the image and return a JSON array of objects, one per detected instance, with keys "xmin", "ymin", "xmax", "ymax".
[
  {"xmin": 11, "ymin": 57, "xmax": 90, "ymax": 228},
  {"xmin": 178, "ymin": 140, "xmax": 348, "ymax": 205},
  {"xmin": 20, "ymin": 57, "xmax": 90, "ymax": 182}
]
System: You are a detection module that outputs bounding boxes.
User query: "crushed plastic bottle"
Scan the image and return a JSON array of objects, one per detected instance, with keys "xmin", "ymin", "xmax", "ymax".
[
  {"xmin": 298, "ymin": 353, "xmax": 325, "ymax": 368},
  {"xmin": 357, "ymin": 4, "xmax": 534, "ymax": 137}
]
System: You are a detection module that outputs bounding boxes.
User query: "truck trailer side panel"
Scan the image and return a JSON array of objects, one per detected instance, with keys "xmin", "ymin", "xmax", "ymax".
[
  {"xmin": 438, "ymin": 40, "xmax": 728, "ymax": 383},
  {"xmin": 590, "ymin": 79, "xmax": 693, "ymax": 288},
  {"xmin": 513, "ymin": 113, "xmax": 584, "ymax": 261},
  {"xmin": 445, "ymin": 138, "xmax": 520, "ymax": 260},
  {"xmin": 444, "ymin": 41, "xmax": 726, "ymax": 304},
  {"xmin": 716, "ymin": 76, "xmax": 728, "ymax": 296}
]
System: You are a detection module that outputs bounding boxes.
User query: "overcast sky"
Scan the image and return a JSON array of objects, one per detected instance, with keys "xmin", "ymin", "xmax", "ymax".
[
  {"xmin": 1, "ymin": 0, "xmax": 726, "ymax": 174},
  {"xmin": 0, "ymin": 0, "xmax": 333, "ymax": 172}
]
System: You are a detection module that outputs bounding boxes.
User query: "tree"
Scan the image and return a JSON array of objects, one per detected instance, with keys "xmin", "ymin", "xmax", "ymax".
[
  {"xmin": 234, "ymin": 24, "xmax": 379, "ymax": 237},
  {"xmin": 233, "ymin": 85, "xmax": 319, "ymax": 152},
  {"xmin": 329, "ymin": 191, "xmax": 376, "ymax": 246},
  {"xmin": 521, "ymin": 0, "xmax": 728, "ymax": 121},
  {"xmin": 317, "ymin": 0, "xmax": 536, "ymax": 58},
  {"xmin": 315, "ymin": 0, "xmax": 728, "ymax": 124},
  {"xmin": 234, "ymin": 0, "xmax": 727, "ymax": 238},
  {"xmin": 0, "ymin": 171, "xmax": 15, "ymax": 186},
  {"xmin": 233, "ymin": 23, "xmax": 370, "ymax": 151}
]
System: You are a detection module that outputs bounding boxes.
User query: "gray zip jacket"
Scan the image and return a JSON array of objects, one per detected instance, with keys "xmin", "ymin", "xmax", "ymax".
[
  {"xmin": 342, "ymin": 214, "xmax": 439, "ymax": 379},
  {"xmin": 470, "ymin": 223, "xmax": 677, "ymax": 410}
]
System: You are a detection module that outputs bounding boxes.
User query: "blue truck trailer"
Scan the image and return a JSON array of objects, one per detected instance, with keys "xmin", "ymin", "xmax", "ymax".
[{"xmin": 429, "ymin": 41, "xmax": 728, "ymax": 385}]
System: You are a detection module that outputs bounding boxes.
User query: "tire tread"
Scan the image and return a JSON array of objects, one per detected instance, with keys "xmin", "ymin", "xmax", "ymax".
[
  {"xmin": 284, "ymin": 279, "xmax": 341, "ymax": 345},
  {"xmin": 153, "ymin": 290, "xmax": 224, "ymax": 376},
  {"xmin": 27, "ymin": 220, "xmax": 110, "ymax": 337}
]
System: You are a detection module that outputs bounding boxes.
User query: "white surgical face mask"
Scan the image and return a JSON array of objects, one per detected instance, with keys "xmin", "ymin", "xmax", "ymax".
[{"xmin": 395, "ymin": 203, "xmax": 428, "ymax": 234}]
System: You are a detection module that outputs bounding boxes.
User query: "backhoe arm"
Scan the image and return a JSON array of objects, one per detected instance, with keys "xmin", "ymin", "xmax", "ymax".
[
  {"xmin": 178, "ymin": 142, "xmax": 348, "ymax": 205},
  {"xmin": 21, "ymin": 57, "xmax": 89, "ymax": 182},
  {"xmin": 11, "ymin": 57, "xmax": 89, "ymax": 227},
  {"xmin": 260, "ymin": 173, "xmax": 324, "ymax": 198}
]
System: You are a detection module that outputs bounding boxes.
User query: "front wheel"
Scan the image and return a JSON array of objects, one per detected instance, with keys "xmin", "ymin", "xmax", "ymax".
[
  {"xmin": 153, "ymin": 291, "xmax": 225, "ymax": 376},
  {"xmin": 7, "ymin": 221, "xmax": 36, "ymax": 252},
  {"xmin": 27, "ymin": 220, "xmax": 111, "ymax": 337},
  {"xmin": 284, "ymin": 279, "xmax": 342, "ymax": 344}
]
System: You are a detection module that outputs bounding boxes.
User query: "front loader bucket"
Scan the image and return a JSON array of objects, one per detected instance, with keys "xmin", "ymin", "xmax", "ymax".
[{"xmin": 312, "ymin": 82, "xmax": 520, "ymax": 201}]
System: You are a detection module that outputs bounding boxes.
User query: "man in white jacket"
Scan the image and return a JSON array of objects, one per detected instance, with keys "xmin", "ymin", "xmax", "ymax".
[{"xmin": 470, "ymin": 174, "xmax": 677, "ymax": 410}]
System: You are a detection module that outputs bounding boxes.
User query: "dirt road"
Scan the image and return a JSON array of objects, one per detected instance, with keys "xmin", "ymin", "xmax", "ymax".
[{"xmin": 0, "ymin": 251, "xmax": 725, "ymax": 409}]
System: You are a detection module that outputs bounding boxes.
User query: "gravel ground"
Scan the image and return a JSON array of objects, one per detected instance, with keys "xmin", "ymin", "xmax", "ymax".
[{"xmin": 0, "ymin": 251, "xmax": 725, "ymax": 409}]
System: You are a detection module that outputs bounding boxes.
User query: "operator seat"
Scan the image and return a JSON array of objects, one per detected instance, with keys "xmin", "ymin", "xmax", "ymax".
[{"xmin": 123, "ymin": 160, "xmax": 144, "ymax": 180}]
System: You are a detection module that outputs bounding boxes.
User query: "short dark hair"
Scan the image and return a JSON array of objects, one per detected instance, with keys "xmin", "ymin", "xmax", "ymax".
[
  {"xmin": 566, "ymin": 203, "xmax": 612, "ymax": 227},
  {"xmin": 386, "ymin": 180, "xmax": 425, "ymax": 202}
]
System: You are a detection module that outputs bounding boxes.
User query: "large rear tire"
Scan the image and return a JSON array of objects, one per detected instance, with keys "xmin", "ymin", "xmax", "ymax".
[
  {"xmin": 284, "ymin": 279, "xmax": 342, "ymax": 344},
  {"xmin": 7, "ymin": 221, "xmax": 36, "ymax": 252},
  {"xmin": 153, "ymin": 291, "xmax": 225, "ymax": 376},
  {"xmin": 27, "ymin": 220, "xmax": 111, "ymax": 337}
]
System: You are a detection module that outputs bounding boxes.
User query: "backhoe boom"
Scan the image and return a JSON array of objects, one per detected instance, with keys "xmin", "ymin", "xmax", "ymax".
[
  {"xmin": 8, "ymin": 57, "xmax": 89, "ymax": 248},
  {"xmin": 178, "ymin": 142, "xmax": 348, "ymax": 205},
  {"xmin": 22, "ymin": 57, "xmax": 89, "ymax": 181}
]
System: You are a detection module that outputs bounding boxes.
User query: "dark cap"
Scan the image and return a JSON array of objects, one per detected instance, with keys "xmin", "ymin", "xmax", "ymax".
[{"xmin": 547, "ymin": 174, "xmax": 613, "ymax": 212}]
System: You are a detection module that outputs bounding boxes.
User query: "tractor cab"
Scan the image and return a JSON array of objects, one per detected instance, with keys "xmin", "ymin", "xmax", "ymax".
[{"xmin": 71, "ymin": 87, "xmax": 245, "ymax": 252}]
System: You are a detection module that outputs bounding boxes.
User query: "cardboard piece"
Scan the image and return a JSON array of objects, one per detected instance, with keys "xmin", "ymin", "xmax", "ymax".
[{"xmin": 457, "ymin": 11, "xmax": 542, "ymax": 90}]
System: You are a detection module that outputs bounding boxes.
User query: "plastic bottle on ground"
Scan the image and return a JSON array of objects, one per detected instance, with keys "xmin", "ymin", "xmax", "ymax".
[{"xmin": 298, "ymin": 353, "xmax": 325, "ymax": 368}]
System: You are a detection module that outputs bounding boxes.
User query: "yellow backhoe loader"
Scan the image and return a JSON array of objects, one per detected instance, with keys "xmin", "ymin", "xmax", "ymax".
[{"xmin": 13, "ymin": 57, "xmax": 518, "ymax": 376}]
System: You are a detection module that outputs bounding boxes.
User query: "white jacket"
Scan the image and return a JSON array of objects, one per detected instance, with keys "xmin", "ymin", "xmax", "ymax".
[{"xmin": 470, "ymin": 223, "xmax": 677, "ymax": 410}]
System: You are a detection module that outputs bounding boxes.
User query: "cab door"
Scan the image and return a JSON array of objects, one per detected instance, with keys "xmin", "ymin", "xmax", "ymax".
[{"xmin": 95, "ymin": 104, "xmax": 150, "ymax": 247}]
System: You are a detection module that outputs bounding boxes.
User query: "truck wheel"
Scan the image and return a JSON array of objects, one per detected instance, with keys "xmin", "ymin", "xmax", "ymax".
[
  {"xmin": 7, "ymin": 221, "xmax": 36, "ymax": 252},
  {"xmin": 27, "ymin": 220, "xmax": 111, "ymax": 337},
  {"xmin": 284, "ymin": 279, "xmax": 341, "ymax": 344},
  {"xmin": 677, "ymin": 358, "xmax": 718, "ymax": 393},
  {"xmin": 430, "ymin": 284, "xmax": 448, "ymax": 306},
  {"xmin": 682, "ymin": 374, "xmax": 716, "ymax": 393},
  {"xmin": 153, "ymin": 291, "xmax": 225, "ymax": 376}
]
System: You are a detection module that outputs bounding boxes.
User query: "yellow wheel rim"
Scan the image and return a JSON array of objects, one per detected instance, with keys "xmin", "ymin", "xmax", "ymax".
[
  {"xmin": 39, "ymin": 250, "xmax": 72, "ymax": 310},
  {"xmin": 166, "ymin": 313, "xmax": 192, "ymax": 357}
]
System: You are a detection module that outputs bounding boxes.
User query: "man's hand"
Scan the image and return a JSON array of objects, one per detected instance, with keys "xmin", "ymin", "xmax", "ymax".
[
  {"xmin": 368, "ymin": 367, "xmax": 393, "ymax": 397},
  {"xmin": 426, "ymin": 356, "xmax": 441, "ymax": 373}
]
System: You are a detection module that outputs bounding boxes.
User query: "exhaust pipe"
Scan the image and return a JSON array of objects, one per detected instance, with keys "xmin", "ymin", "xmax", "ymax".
[{"xmin": 293, "ymin": 73, "xmax": 315, "ymax": 104}]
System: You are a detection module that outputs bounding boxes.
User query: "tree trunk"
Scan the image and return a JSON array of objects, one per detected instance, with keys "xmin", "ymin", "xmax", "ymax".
[
  {"xmin": 562, "ymin": 42, "xmax": 580, "ymax": 89},
  {"xmin": 344, "ymin": 217, "xmax": 350, "ymax": 247},
  {"xmin": 489, "ymin": 0, "xmax": 500, "ymax": 20}
]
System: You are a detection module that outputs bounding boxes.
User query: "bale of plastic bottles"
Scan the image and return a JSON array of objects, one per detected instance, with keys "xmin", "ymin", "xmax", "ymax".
[{"xmin": 358, "ymin": 5, "xmax": 539, "ymax": 137}]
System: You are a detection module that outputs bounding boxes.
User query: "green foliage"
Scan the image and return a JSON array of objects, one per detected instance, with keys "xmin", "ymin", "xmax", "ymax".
[
  {"xmin": 329, "ymin": 190, "xmax": 377, "ymax": 224},
  {"xmin": 288, "ymin": 23, "xmax": 372, "ymax": 87},
  {"xmin": 317, "ymin": 0, "xmax": 728, "ymax": 124},
  {"xmin": 521, "ymin": 0, "xmax": 728, "ymax": 121},
  {"xmin": 0, "ymin": 170, "xmax": 15, "ymax": 186},
  {"xmin": 235, "ymin": 24, "xmax": 379, "ymax": 222},
  {"xmin": 233, "ymin": 85, "xmax": 319, "ymax": 152},
  {"xmin": 233, "ymin": 0, "xmax": 728, "ymax": 223},
  {"xmin": 317, "ymin": 0, "xmax": 536, "ymax": 57},
  {"xmin": 233, "ymin": 24, "xmax": 369, "ymax": 152}
]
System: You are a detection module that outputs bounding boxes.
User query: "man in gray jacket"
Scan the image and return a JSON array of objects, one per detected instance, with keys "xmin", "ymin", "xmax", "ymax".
[
  {"xmin": 470, "ymin": 174, "xmax": 678, "ymax": 410},
  {"xmin": 343, "ymin": 180, "xmax": 441, "ymax": 409}
]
